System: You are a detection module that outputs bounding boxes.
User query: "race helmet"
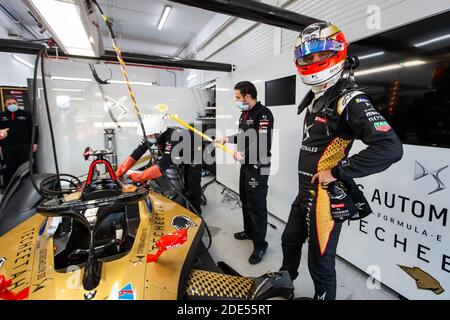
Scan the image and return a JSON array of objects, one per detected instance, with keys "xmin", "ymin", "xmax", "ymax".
[
  {"xmin": 138, "ymin": 114, "xmax": 167, "ymax": 137},
  {"xmin": 294, "ymin": 22, "xmax": 348, "ymax": 85}
]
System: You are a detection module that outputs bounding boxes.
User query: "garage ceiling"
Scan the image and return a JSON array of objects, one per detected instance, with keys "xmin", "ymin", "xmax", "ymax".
[{"xmin": 0, "ymin": 0, "xmax": 216, "ymax": 57}]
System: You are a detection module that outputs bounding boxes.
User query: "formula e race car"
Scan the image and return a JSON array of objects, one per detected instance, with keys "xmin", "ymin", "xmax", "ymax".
[{"xmin": 0, "ymin": 149, "xmax": 293, "ymax": 300}]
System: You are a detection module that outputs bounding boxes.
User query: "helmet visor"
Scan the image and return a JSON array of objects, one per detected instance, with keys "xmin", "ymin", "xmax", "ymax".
[
  {"xmin": 294, "ymin": 39, "xmax": 342, "ymax": 65},
  {"xmin": 296, "ymin": 50, "xmax": 336, "ymax": 66}
]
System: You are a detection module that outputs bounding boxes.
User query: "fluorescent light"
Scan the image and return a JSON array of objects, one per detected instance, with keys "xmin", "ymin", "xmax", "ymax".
[
  {"xmin": 52, "ymin": 88, "xmax": 86, "ymax": 92},
  {"xmin": 187, "ymin": 73, "xmax": 198, "ymax": 81},
  {"xmin": 157, "ymin": 6, "xmax": 171, "ymax": 31},
  {"xmin": 216, "ymin": 88, "xmax": 229, "ymax": 92},
  {"xmin": 402, "ymin": 60, "xmax": 426, "ymax": 67},
  {"xmin": 12, "ymin": 54, "xmax": 34, "ymax": 69},
  {"xmin": 355, "ymin": 60, "xmax": 427, "ymax": 77},
  {"xmin": 25, "ymin": 0, "xmax": 102, "ymax": 57},
  {"xmin": 251, "ymin": 79, "xmax": 262, "ymax": 84},
  {"xmin": 108, "ymin": 80, "xmax": 154, "ymax": 86},
  {"xmin": 355, "ymin": 64, "xmax": 402, "ymax": 77},
  {"xmin": 414, "ymin": 34, "xmax": 450, "ymax": 47},
  {"xmin": 358, "ymin": 51, "xmax": 384, "ymax": 60},
  {"xmin": 50, "ymin": 76, "xmax": 93, "ymax": 82},
  {"xmin": 71, "ymin": 98, "xmax": 86, "ymax": 101}
]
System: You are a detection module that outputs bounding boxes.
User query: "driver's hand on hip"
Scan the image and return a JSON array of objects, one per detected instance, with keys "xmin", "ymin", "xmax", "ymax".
[{"xmin": 311, "ymin": 170, "xmax": 337, "ymax": 188}]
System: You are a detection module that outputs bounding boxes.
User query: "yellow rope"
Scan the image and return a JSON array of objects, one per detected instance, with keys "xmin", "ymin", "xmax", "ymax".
[{"xmin": 101, "ymin": 14, "xmax": 142, "ymax": 118}]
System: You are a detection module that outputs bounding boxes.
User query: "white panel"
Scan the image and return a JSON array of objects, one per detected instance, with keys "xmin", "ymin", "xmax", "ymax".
[{"xmin": 339, "ymin": 143, "xmax": 450, "ymax": 300}]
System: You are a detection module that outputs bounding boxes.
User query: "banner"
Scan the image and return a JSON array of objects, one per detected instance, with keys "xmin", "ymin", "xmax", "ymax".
[{"xmin": 338, "ymin": 143, "xmax": 450, "ymax": 300}]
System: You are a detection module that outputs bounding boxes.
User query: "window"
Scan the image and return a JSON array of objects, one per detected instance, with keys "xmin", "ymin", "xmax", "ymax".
[{"xmin": 350, "ymin": 11, "xmax": 450, "ymax": 148}]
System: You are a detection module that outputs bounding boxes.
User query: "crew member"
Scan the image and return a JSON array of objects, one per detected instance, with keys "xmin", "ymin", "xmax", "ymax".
[
  {"xmin": 115, "ymin": 115, "xmax": 202, "ymax": 214},
  {"xmin": 0, "ymin": 95, "xmax": 38, "ymax": 187},
  {"xmin": 215, "ymin": 81, "xmax": 274, "ymax": 264},
  {"xmin": 280, "ymin": 22, "xmax": 403, "ymax": 300}
]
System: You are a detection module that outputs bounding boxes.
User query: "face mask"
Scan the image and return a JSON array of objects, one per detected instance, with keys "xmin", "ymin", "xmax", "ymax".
[
  {"xmin": 7, "ymin": 104, "xmax": 18, "ymax": 112},
  {"xmin": 235, "ymin": 101, "xmax": 250, "ymax": 112},
  {"xmin": 147, "ymin": 137, "xmax": 157, "ymax": 144}
]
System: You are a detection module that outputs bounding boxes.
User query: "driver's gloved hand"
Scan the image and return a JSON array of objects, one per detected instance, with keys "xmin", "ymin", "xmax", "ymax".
[
  {"xmin": 129, "ymin": 165, "xmax": 163, "ymax": 183},
  {"xmin": 116, "ymin": 156, "xmax": 136, "ymax": 178}
]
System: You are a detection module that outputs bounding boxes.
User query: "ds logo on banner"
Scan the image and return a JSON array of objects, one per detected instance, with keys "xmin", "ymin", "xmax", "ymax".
[{"xmin": 414, "ymin": 161, "xmax": 448, "ymax": 195}]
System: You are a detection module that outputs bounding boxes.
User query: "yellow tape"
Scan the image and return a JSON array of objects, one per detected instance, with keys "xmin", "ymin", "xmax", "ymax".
[{"xmin": 166, "ymin": 114, "xmax": 236, "ymax": 157}]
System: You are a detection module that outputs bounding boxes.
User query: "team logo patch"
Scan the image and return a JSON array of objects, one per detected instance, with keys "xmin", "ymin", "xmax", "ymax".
[
  {"xmin": 374, "ymin": 121, "xmax": 391, "ymax": 132},
  {"xmin": 171, "ymin": 215, "xmax": 197, "ymax": 230},
  {"xmin": 259, "ymin": 119, "xmax": 270, "ymax": 131},
  {"xmin": 118, "ymin": 283, "xmax": 135, "ymax": 300},
  {"xmin": 165, "ymin": 143, "xmax": 172, "ymax": 154},
  {"xmin": 315, "ymin": 116, "xmax": 327, "ymax": 123}
]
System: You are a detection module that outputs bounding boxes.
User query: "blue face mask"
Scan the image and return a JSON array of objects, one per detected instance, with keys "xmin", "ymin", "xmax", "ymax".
[
  {"xmin": 7, "ymin": 104, "xmax": 19, "ymax": 112},
  {"xmin": 147, "ymin": 135, "xmax": 158, "ymax": 144},
  {"xmin": 235, "ymin": 101, "xmax": 250, "ymax": 112}
]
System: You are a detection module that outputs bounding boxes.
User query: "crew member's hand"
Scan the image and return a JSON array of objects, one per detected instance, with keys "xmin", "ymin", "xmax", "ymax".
[
  {"xmin": 115, "ymin": 156, "xmax": 136, "ymax": 179},
  {"xmin": 213, "ymin": 136, "xmax": 229, "ymax": 147},
  {"xmin": 33, "ymin": 144, "xmax": 38, "ymax": 152},
  {"xmin": 233, "ymin": 151, "xmax": 245, "ymax": 161},
  {"xmin": 128, "ymin": 172, "xmax": 143, "ymax": 183},
  {"xmin": 311, "ymin": 170, "xmax": 337, "ymax": 188},
  {"xmin": 129, "ymin": 165, "xmax": 163, "ymax": 183},
  {"xmin": 0, "ymin": 128, "xmax": 9, "ymax": 140}
]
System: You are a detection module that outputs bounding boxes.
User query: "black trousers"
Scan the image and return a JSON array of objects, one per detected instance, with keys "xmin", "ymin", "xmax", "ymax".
[
  {"xmin": 156, "ymin": 165, "xmax": 202, "ymax": 215},
  {"xmin": 281, "ymin": 187, "xmax": 342, "ymax": 300},
  {"xmin": 2, "ymin": 144, "xmax": 30, "ymax": 187},
  {"xmin": 184, "ymin": 164, "xmax": 202, "ymax": 215},
  {"xmin": 239, "ymin": 165, "xmax": 269, "ymax": 250}
]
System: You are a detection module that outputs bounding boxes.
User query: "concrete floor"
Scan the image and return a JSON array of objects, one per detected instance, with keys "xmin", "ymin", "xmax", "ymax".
[{"xmin": 200, "ymin": 177, "xmax": 399, "ymax": 300}]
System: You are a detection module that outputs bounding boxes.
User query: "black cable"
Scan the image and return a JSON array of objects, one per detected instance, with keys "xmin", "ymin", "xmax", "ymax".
[
  {"xmin": 89, "ymin": 63, "xmax": 109, "ymax": 85},
  {"xmin": 41, "ymin": 49, "xmax": 60, "ymax": 178},
  {"xmin": 29, "ymin": 47, "xmax": 50, "ymax": 199},
  {"xmin": 40, "ymin": 174, "xmax": 82, "ymax": 196}
]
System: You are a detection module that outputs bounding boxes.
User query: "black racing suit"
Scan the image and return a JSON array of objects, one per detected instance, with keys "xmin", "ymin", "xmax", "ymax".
[
  {"xmin": 281, "ymin": 80, "xmax": 403, "ymax": 300},
  {"xmin": 0, "ymin": 109, "xmax": 38, "ymax": 187},
  {"xmin": 228, "ymin": 102, "xmax": 274, "ymax": 251},
  {"xmin": 130, "ymin": 127, "xmax": 202, "ymax": 214}
]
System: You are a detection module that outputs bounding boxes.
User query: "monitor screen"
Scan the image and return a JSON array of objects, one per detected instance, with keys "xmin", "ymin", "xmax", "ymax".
[
  {"xmin": 350, "ymin": 11, "xmax": 450, "ymax": 148},
  {"xmin": 265, "ymin": 75, "xmax": 296, "ymax": 107}
]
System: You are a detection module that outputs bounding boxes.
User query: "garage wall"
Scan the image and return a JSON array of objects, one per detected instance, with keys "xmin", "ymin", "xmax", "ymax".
[
  {"xmin": 0, "ymin": 24, "xmax": 33, "ymax": 87},
  {"xmin": 212, "ymin": 0, "xmax": 450, "ymax": 222}
]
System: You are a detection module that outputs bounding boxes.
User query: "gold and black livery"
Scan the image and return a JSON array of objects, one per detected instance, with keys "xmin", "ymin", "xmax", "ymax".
[{"xmin": 0, "ymin": 150, "xmax": 293, "ymax": 300}]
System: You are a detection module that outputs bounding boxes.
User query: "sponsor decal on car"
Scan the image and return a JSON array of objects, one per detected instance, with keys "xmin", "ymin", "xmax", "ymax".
[
  {"xmin": 171, "ymin": 215, "xmax": 197, "ymax": 230},
  {"xmin": 118, "ymin": 283, "xmax": 135, "ymax": 300}
]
